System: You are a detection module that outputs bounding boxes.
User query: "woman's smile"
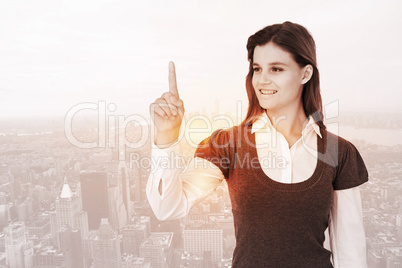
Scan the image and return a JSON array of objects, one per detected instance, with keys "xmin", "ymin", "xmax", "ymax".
[{"xmin": 259, "ymin": 89, "xmax": 278, "ymax": 95}]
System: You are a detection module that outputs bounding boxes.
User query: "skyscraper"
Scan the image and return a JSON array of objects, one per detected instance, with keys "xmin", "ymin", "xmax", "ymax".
[
  {"xmin": 119, "ymin": 161, "xmax": 134, "ymax": 218},
  {"xmin": 90, "ymin": 218, "xmax": 121, "ymax": 268},
  {"xmin": 107, "ymin": 182, "xmax": 127, "ymax": 229},
  {"xmin": 130, "ymin": 163, "xmax": 142, "ymax": 204},
  {"xmin": 54, "ymin": 178, "xmax": 89, "ymax": 240},
  {"xmin": 32, "ymin": 245, "xmax": 65, "ymax": 267},
  {"xmin": 4, "ymin": 221, "xmax": 33, "ymax": 268},
  {"xmin": 122, "ymin": 216, "xmax": 151, "ymax": 256},
  {"xmin": 140, "ymin": 232, "xmax": 174, "ymax": 268},
  {"xmin": 80, "ymin": 171, "xmax": 109, "ymax": 230},
  {"xmin": 58, "ymin": 225, "xmax": 84, "ymax": 268},
  {"xmin": 81, "ymin": 169, "xmax": 128, "ymax": 230}
]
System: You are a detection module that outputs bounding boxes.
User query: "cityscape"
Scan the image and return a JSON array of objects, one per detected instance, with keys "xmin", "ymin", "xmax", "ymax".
[{"xmin": 0, "ymin": 110, "xmax": 401, "ymax": 267}]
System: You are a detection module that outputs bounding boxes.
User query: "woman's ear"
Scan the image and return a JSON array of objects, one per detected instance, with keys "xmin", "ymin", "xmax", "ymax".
[{"xmin": 301, "ymin": 64, "xmax": 313, "ymax": 84}]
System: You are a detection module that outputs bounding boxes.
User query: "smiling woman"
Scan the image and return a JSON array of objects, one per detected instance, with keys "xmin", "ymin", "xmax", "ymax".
[
  {"xmin": 251, "ymin": 42, "xmax": 313, "ymax": 147},
  {"xmin": 147, "ymin": 21, "xmax": 369, "ymax": 267}
]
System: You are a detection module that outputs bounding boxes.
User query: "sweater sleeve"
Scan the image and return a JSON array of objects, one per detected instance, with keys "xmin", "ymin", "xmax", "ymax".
[
  {"xmin": 332, "ymin": 140, "xmax": 369, "ymax": 190},
  {"xmin": 194, "ymin": 128, "xmax": 233, "ymax": 180}
]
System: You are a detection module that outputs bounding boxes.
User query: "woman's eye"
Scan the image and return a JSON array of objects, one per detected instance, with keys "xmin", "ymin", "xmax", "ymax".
[
  {"xmin": 272, "ymin": 67, "xmax": 283, "ymax": 72},
  {"xmin": 253, "ymin": 67, "xmax": 261, "ymax": 72}
]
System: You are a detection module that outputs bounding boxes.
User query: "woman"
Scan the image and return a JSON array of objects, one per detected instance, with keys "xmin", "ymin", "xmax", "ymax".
[{"xmin": 148, "ymin": 21, "xmax": 368, "ymax": 267}]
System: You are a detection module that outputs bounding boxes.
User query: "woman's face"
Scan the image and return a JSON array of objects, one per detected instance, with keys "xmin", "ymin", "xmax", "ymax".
[{"xmin": 252, "ymin": 42, "xmax": 309, "ymax": 116}]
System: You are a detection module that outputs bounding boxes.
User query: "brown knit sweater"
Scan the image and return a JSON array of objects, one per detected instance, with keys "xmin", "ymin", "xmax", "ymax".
[{"xmin": 194, "ymin": 124, "xmax": 369, "ymax": 268}]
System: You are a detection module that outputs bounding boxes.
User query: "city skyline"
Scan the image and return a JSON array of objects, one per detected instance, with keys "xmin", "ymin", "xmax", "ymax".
[{"xmin": 0, "ymin": 111, "xmax": 401, "ymax": 267}]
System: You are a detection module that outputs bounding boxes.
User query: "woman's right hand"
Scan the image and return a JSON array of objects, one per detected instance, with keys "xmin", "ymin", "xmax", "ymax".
[{"xmin": 149, "ymin": 61, "xmax": 185, "ymax": 148}]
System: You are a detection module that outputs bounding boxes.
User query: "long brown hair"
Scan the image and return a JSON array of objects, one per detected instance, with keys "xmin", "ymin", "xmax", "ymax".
[{"xmin": 242, "ymin": 21, "xmax": 326, "ymax": 131}]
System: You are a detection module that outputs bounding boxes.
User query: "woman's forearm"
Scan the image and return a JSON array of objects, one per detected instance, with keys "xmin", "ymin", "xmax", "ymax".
[{"xmin": 146, "ymin": 143, "xmax": 224, "ymax": 221}]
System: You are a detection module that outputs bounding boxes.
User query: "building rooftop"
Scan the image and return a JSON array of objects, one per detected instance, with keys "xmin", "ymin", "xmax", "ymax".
[
  {"xmin": 184, "ymin": 222, "xmax": 222, "ymax": 230},
  {"xmin": 141, "ymin": 232, "xmax": 173, "ymax": 247},
  {"xmin": 60, "ymin": 177, "xmax": 73, "ymax": 199}
]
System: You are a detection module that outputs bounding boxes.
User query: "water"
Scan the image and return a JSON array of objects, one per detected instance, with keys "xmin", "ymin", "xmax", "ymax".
[{"xmin": 336, "ymin": 125, "xmax": 402, "ymax": 146}]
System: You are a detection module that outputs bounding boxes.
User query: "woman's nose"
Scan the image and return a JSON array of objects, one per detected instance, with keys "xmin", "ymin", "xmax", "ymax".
[{"xmin": 259, "ymin": 71, "xmax": 272, "ymax": 85}]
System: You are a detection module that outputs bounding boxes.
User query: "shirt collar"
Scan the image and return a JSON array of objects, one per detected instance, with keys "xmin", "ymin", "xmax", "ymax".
[{"xmin": 251, "ymin": 112, "xmax": 322, "ymax": 138}]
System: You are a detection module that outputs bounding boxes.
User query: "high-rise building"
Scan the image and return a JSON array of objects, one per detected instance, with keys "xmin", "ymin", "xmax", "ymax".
[
  {"xmin": 32, "ymin": 245, "xmax": 66, "ymax": 267},
  {"xmin": 139, "ymin": 232, "xmax": 174, "ymax": 268},
  {"xmin": 4, "ymin": 221, "xmax": 33, "ymax": 268},
  {"xmin": 107, "ymin": 182, "xmax": 127, "ymax": 229},
  {"xmin": 0, "ymin": 232, "xmax": 5, "ymax": 252},
  {"xmin": 183, "ymin": 223, "xmax": 223, "ymax": 263},
  {"xmin": 0, "ymin": 203, "xmax": 9, "ymax": 229},
  {"xmin": 82, "ymin": 230, "xmax": 97, "ymax": 267},
  {"xmin": 121, "ymin": 255, "xmax": 151, "ymax": 268},
  {"xmin": 130, "ymin": 164, "xmax": 142, "ymax": 204},
  {"xmin": 81, "ymin": 170, "xmax": 128, "ymax": 230},
  {"xmin": 26, "ymin": 218, "xmax": 51, "ymax": 240},
  {"xmin": 90, "ymin": 218, "xmax": 121, "ymax": 268},
  {"xmin": 54, "ymin": 178, "xmax": 89, "ymax": 240},
  {"xmin": 58, "ymin": 225, "xmax": 84, "ymax": 268},
  {"xmin": 119, "ymin": 163, "xmax": 134, "ymax": 219},
  {"xmin": 80, "ymin": 171, "xmax": 109, "ymax": 230},
  {"xmin": 122, "ymin": 216, "xmax": 151, "ymax": 256}
]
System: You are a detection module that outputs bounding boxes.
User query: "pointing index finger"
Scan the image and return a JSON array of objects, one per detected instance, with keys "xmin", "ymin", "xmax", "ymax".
[{"xmin": 169, "ymin": 61, "xmax": 179, "ymax": 98}]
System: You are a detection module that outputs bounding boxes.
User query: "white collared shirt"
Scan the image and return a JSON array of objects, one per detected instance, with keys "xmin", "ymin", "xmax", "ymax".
[
  {"xmin": 251, "ymin": 112, "xmax": 322, "ymax": 183},
  {"xmin": 146, "ymin": 114, "xmax": 367, "ymax": 268}
]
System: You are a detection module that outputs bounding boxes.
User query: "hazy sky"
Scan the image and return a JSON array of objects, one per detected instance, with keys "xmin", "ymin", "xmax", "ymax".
[{"xmin": 0, "ymin": 0, "xmax": 401, "ymax": 119}]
